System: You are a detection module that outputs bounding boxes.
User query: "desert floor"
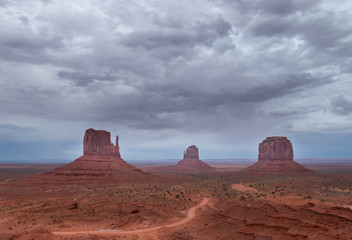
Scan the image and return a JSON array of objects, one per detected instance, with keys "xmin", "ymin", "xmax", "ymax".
[{"xmin": 0, "ymin": 162, "xmax": 352, "ymax": 240}]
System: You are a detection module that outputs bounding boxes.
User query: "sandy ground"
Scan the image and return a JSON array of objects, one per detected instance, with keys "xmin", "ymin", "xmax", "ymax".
[
  {"xmin": 138, "ymin": 164, "xmax": 250, "ymax": 172},
  {"xmin": 52, "ymin": 198, "xmax": 209, "ymax": 236},
  {"xmin": 231, "ymin": 183, "xmax": 258, "ymax": 192},
  {"xmin": 1, "ymin": 163, "xmax": 352, "ymax": 239},
  {"xmin": 231, "ymin": 182, "xmax": 351, "ymax": 208}
]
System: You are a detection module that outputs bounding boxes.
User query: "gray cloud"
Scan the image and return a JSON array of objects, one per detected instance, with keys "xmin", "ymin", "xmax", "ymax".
[
  {"xmin": 248, "ymin": 2, "xmax": 352, "ymax": 60},
  {"xmin": 254, "ymin": 0, "xmax": 320, "ymax": 15},
  {"xmin": 0, "ymin": 0, "xmax": 351, "ymax": 160},
  {"xmin": 331, "ymin": 96, "xmax": 352, "ymax": 115},
  {"xmin": 0, "ymin": 32, "xmax": 63, "ymax": 63},
  {"xmin": 58, "ymin": 71, "xmax": 120, "ymax": 86},
  {"xmin": 119, "ymin": 16, "xmax": 232, "ymax": 61},
  {"xmin": 231, "ymin": 73, "xmax": 328, "ymax": 102}
]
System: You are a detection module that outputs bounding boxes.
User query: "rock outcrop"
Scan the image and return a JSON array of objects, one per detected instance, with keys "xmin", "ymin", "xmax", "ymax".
[
  {"xmin": 157, "ymin": 145, "xmax": 215, "ymax": 172},
  {"xmin": 31, "ymin": 128, "xmax": 156, "ymax": 183},
  {"xmin": 183, "ymin": 145, "xmax": 199, "ymax": 159},
  {"xmin": 258, "ymin": 137, "xmax": 293, "ymax": 161},
  {"xmin": 246, "ymin": 136, "xmax": 310, "ymax": 173},
  {"xmin": 83, "ymin": 129, "xmax": 120, "ymax": 156}
]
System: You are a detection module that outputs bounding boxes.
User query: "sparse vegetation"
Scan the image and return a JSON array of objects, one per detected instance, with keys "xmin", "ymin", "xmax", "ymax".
[{"xmin": 1, "ymin": 163, "xmax": 352, "ymax": 238}]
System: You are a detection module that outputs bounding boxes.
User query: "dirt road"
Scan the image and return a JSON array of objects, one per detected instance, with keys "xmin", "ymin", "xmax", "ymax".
[{"xmin": 52, "ymin": 198, "xmax": 209, "ymax": 236}]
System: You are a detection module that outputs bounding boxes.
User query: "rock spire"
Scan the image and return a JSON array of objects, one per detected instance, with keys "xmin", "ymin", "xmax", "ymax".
[{"xmin": 83, "ymin": 128, "xmax": 120, "ymax": 156}]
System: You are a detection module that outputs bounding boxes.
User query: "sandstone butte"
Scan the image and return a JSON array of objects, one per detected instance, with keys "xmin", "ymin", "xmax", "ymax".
[
  {"xmin": 246, "ymin": 136, "xmax": 310, "ymax": 173},
  {"xmin": 158, "ymin": 145, "xmax": 215, "ymax": 172},
  {"xmin": 29, "ymin": 128, "xmax": 155, "ymax": 183}
]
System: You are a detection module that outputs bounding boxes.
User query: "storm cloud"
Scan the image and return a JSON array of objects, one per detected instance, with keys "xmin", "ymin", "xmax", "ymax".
[
  {"xmin": 0, "ymin": 0, "xmax": 351, "ymax": 160},
  {"xmin": 331, "ymin": 96, "xmax": 352, "ymax": 116}
]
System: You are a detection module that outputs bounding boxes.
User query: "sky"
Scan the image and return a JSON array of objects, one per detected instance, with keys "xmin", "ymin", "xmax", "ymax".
[{"xmin": 0, "ymin": 0, "xmax": 351, "ymax": 162}]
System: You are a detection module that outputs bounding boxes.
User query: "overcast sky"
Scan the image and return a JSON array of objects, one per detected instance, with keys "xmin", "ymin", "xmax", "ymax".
[{"xmin": 0, "ymin": 0, "xmax": 351, "ymax": 161}]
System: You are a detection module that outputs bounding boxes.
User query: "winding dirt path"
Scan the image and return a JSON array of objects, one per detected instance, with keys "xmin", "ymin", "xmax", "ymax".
[{"xmin": 52, "ymin": 198, "xmax": 209, "ymax": 236}]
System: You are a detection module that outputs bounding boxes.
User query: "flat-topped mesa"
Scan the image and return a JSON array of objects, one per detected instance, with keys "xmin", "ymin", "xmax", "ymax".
[
  {"xmin": 259, "ymin": 136, "xmax": 293, "ymax": 161},
  {"xmin": 183, "ymin": 145, "xmax": 199, "ymax": 159},
  {"xmin": 245, "ymin": 136, "xmax": 310, "ymax": 174},
  {"xmin": 83, "ymin": 128, "xmax": 120, "ymax": 157}
]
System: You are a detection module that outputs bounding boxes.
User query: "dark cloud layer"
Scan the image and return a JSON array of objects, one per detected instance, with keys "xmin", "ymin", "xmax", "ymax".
[
  {"xmin": 0, "ymin": 0, "xmax": 351, "ymax": 160},
  {"xmin": 58, "ymin": 71, "xmax": 120, "ymax": 86},
  {"xmin": 331, "ymin": 96, "xmax": 352, "ymax": 115}
]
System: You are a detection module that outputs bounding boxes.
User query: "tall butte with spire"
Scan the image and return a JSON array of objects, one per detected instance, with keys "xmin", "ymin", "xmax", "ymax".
[
  {"xmin": 34, "ymin": 128, "xmax": 155, "ymax": 183},
  {"xmin": 246, "ymin": 136, "xmax": 310, "ymax": 173}
]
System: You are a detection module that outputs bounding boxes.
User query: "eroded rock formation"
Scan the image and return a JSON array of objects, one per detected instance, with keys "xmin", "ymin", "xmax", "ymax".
[
  {"xmin": 183, "ymin": 145, "xmax": 199, "ymax": 159},
  {"xmin": 246, "ymin": 136, "xmax": 310, "ymax": 173},
  {"xmin": 32, "ymin": 128, "xmax": 156, "ymax": 183},
  {"xmin": 83, "ymin": 128, "xmax": 120, "ymax": 156},
  {"xmin": 157, "ymin": 145, "xmax": 215, "ymax": 172},
  {"xmin": 258, "ymin": 137, "xmax": 293, "ymax": 161}
]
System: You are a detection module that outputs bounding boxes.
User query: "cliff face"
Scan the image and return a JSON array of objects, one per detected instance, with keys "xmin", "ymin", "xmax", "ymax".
[
  {"xmin": 83, "ymin": 128, "xmax": 120, "ymax": 157},
  {"xmin": 246, "ymin": 136, "xmax": 310, "ymax": 174},
  {"xmin": 258, "ymin": 137, "xmax": 293, "ymax": 161},
  {"xmin": 38, "ymin": 128, "xmax": 156, "ymax": 183},
  {"xmin": 183, "ymin": 145, "xmax": 199, "ymax": 159}
]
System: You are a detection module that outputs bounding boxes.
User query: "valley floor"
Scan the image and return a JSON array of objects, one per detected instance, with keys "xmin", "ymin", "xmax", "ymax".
[{"xmin": 0, "ymin": 163, "xmax": 352, "ymax": 239}]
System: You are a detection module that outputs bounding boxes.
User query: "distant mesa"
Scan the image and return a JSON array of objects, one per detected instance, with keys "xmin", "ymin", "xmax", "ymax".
[
  {"xmin": 30, "ymin": 128, "xmax": 156, "ymax": 183},
  {"xmin": 246, "ymin": 136, "xmax": 310, "ymax": 173},
  {"xmin": 157, "ymin": 145, "xmax": 215, "ymax": 172}
]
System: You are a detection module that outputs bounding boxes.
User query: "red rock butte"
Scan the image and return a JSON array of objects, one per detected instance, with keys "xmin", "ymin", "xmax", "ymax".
[
  {"xmin": 83, "ymin": 128, "xmax": 121, "ymax": 157},
  {"xmin": 246, "ymin": 136, "xmax": 310, "ymax": 173},
  {"xmin": 30, "ymin": 128, "xmax": 156, "ymax": 183},
  {"xmin": 158, "ymin": 145, "xmax": 215, "ymax": 172},
  {"xmin": 183, "ymin": 145, "xmax": 199, "ymax": 159}
]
